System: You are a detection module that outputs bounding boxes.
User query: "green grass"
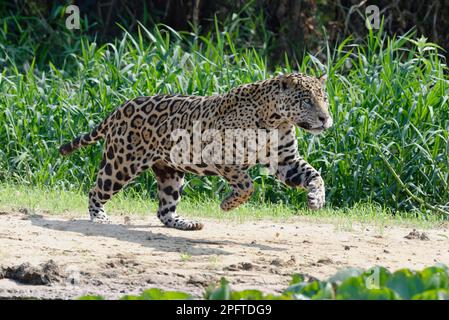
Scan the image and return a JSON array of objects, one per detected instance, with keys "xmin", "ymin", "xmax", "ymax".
[
  {"xmin": 0, "ymin": 184, "xmax": 446, "ymax": 230},
  {"xmin": 0, "ymin": 15, "xmax": 448, "ymax": 216}
]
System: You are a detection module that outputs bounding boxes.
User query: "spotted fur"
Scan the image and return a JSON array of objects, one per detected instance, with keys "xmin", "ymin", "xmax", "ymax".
[{"xmin": 59, "ymin": 73, "xmax": 333, "ymax": 230}]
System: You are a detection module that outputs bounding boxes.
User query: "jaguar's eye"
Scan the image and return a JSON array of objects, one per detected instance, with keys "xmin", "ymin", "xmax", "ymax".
[{"xmin": 303, "ymin": 98, "xmax": 311, "ymax": 104}]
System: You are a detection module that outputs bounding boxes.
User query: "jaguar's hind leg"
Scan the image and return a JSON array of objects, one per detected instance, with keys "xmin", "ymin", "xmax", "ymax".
[
  {"xmin": 152, "ymin": 162, "xmax": 203, "ymax": 230},
  {"xmin": 88, "ymin": 188, "xmax": 110, "ymax": 223},
  {"xmin": 89, "ymin": 148, "xmax": 144, "ymax": 223}
]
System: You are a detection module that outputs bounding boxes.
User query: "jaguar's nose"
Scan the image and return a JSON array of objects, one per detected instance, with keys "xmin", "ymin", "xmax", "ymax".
[{"xmin": 319, "ymin": 115, "xmax": 333, "ymax": 129}]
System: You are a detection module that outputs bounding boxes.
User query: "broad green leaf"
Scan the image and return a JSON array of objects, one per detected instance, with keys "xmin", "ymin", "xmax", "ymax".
[
  {"xmin": 284, "ymin": 280, "xmax": 333, "ymax": 299},
  {"xmin": 78, "ymin": 295, "xmax": 105, "ymax": 300},
  {"xmin": 386, "ymin": 269, "xmax": 425, "ymax": 299},
  {"xmin": 418, "ymin": 266, "xmax": 449, "ymax": 291},
  {"xmin": 159, "ymin": 291, "xmax": 193, "ymax": 300},
  {"xmin": 289, "ymin": 273, "xmax": 305, "ymax": 285},
  {"xmin": 311, "ymin": 282, "xmax": 335, "ymax": 300},
  {"xmin": 230, "ymin": 290, "xmax": 265, "ymax": 300},
  {"xmin": 412, "ymin": 289, "xmax": 449, "ymax": 300},
  {"xmin": 336, "ymin": 277, "xmax": 397, "ymax": 300},
  {"xmin": 139, "ymin": 288, "xmax": 165, "ymax": 299},
  {"xmin": 207, "ymin": 278, "xmax": 231, "ymax": 300},
  {"xmin": 120, "ymin": 295, "xmax": 142, "ymax": 300},
  {"xmin": 361, "ymin": 266, "xmax": 392, "ymax": 288},
  {"xmin": 328, "ymin": 267, "xmax": 364, "ymax": 283},
  {"xmin": 138, "ymin": 288, "xmax": 192, "ymax": 300}
]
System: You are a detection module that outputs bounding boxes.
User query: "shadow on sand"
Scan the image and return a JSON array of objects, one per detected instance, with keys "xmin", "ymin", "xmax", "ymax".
[{"xmin": 30, "ymin": 215, "xmax": 286, "ymax": 256}]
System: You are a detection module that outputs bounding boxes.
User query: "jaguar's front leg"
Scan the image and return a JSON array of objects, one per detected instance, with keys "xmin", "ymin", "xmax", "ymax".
[{"xmin": 276, "ymin": 159, "xmax": 325, "ymax": 210}]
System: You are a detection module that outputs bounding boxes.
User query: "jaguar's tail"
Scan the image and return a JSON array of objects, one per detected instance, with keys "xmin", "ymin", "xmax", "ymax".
[{"xmin": 59, "ymin": 116, "xmax": 111, "ymax": 156}]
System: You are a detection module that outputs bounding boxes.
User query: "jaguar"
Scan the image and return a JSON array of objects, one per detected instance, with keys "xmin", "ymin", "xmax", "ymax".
[{"xmin": 59, "ymin": 73, "xmax": 333, "ymax": 230}]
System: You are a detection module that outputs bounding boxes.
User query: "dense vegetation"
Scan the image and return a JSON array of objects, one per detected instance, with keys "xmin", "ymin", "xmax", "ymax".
[
  {"xmin": 80, "ymin": 264, "xmax": 449, "ymax": 300},
  {"xmin": 4, "ymin": 1, "xmax": 449, "ymax": 65}
]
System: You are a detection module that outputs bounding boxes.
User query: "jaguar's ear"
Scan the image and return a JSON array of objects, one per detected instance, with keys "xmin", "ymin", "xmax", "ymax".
[
  {"xmin": 279, "ymin": 74, "xmax": 296, "ymax": 92},
  {"xmin": 318, "ymin": 74, "xmax": 327, "ymax": 87}
]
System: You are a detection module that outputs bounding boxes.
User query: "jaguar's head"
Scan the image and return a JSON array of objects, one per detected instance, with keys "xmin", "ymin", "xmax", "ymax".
[{"xmin": 277, "ymin": 73, "xmax": 333, "ymax": 135}]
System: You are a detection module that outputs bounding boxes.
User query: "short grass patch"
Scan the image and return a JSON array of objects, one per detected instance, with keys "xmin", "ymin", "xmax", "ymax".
[{"xmin": 0, "ymin": 184, "xmax": 446, "ymax": 229}]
